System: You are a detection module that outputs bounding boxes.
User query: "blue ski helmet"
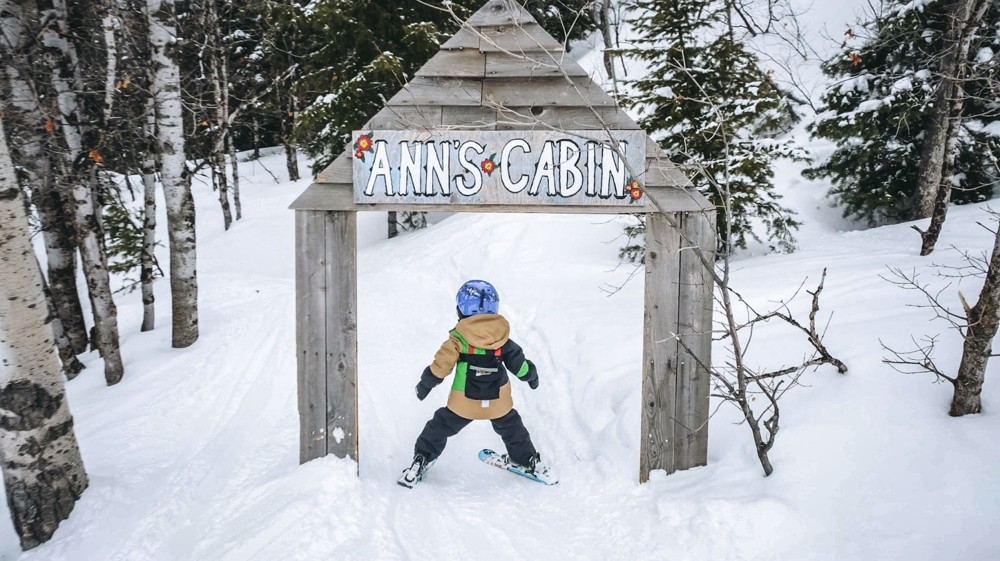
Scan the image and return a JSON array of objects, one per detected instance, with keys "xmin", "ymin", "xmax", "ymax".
[{"xmin": 456, "ymin": 280, "xmax": 500, "ymax": 317}]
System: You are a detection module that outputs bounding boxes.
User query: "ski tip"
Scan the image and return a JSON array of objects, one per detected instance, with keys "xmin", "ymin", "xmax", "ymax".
[{"xmin": 478, "ymin": 449, "xmax": 496, "ymax": 461}]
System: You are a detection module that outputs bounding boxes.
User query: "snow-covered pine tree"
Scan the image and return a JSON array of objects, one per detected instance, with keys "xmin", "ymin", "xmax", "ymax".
[
  {"xmin": 628, "ymin": 0, "xmax": 803, "ymax": 254},
  {"xmin": 0, "ymin": 116, "xmax": 89, "ymax": 551},
  {"xmin": 805, "ymin": 0, "xmax": 999, "ymax": 227}
]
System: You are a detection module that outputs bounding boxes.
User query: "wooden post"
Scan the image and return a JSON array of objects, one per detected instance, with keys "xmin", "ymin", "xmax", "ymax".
[
  {"xmin": 675, "ymin": 211, "xmax": 715, "ymax": 469},
  {"xmin": 296, "ymin": 210, "xmax": 359, "ymax": 464},
  {"xmin": 640, "ymin": 212, "xmax": 681, "ymax": 481},
  {"xmin": 324, "ymin": 211, "xmax": 358, "ymax": 460},
  {"xmin": 296, "ymin": 210, "xmax": 328, "ymax": 462}
]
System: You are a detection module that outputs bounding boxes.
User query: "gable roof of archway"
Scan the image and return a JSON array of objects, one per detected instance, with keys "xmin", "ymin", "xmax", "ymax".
[{"xmin": 290, "ymin": 0, "xmax": 708, "ymax": 213}]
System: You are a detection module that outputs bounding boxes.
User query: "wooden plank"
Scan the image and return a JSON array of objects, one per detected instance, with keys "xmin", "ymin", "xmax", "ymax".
[
  {"xmin": 416, "ymin": 49, "xmax": 486, "ymax": 78},
  {"xmin": 642, "ymin": 157, "xmax": 695, "ymax": 189},
  {"xmin": 675, "ymin": 210, "xmax": 715, "ymax": 469},
  {"xmin": 316, "ymin": 150, "xmax": 352, "ymax": 184},
  {"xmin": 468, "ymin": 0, "xmax": 536, "ymax": 27},
  {"xmin": 441, "ymin": 26, "xmax": 480, "ymax": 50},
  {"xmin": 441, "ymin": 106, "xmax": 497, "ymax": 128},
  {"xmin": 296, "ymin": 211, "xmax": 327, "ymax": 463},
  {"xmin": 387, "ymin": 77, "xmax": 483, "ymax": 106},
  {"xmin": 365, "ymin": 106, "xmax": 442, "ymax": 130},
  {"xmin": 485, "ymin": 52, "xmax": 588, "ymax": 78},
  {"xmin": 290, "ymin": 183, "xmax": 709, "ymax": 213},
  {"xmin": 325, "ymin": 211, "xmax": 359, "ymax": 461},
  {"xmin": 483, "ymin": 76, "xmax": 615, "ymax": 107},
  {"xmin": 640, "ymin": 212, "xmax": 682, "ymax": 482},
  {"xmin": 496, "ymin": 106, "xmax": 639, "ymax": 131},
  {"xmin": 479, "ymin": 24, "xmax": 563, "ymax": 53}
]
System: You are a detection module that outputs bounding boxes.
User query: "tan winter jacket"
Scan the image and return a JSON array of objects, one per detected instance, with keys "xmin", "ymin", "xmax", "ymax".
[{"xmin": 428, "ymin": 314, "xmax": 531, "ymax": 420}]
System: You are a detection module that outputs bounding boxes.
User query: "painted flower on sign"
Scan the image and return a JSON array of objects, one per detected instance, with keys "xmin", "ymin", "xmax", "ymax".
[
  {"xmin": 354, "ymin": 131, "xmax": 375, "ymax": 162},
  {"xmin": 626, "ymin": 177, "xmax": 643, "ymax": 202},
  {"xmin": 481, "ymin": 153, "xmax": 498, "ymax": 176}
]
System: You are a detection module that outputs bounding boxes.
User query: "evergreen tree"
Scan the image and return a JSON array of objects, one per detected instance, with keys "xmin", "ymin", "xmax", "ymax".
[
  {"xmin": 805, "ymin": 0, "xmax": 1000, "ymax": 226},
  {"xmin": 292, "ymin": 0, "xmax": 597, "ymax": 174},
  {"xmin": 628, "ymin": 0, "xmax": 803, "ymax": 254}
]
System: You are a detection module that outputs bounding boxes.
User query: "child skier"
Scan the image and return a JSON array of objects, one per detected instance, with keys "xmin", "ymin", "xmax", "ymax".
[{"xmin": 398, "ymin": 279, "xmax": 552, "ymax": 487}]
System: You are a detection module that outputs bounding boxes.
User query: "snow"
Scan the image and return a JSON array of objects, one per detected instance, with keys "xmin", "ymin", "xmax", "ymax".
[
  {"xmin": 4, "ymin": 3, "xmax": 1000, "ymax": 559},
  {"xmin": 3, "ymin": 143, "xmax": 997, "ymax": 560}
]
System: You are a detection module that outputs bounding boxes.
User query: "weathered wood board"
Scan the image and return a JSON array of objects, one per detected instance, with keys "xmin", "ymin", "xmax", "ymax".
[{"xmin": 351, "ymin": 129, "xmax": 646, "ymax": 206}]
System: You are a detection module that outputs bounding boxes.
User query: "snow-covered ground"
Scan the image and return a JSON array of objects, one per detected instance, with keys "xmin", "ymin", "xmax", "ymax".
[
  {"xmin": 1, "ymin": 143, "xmax": 997, "ymax": 560},
  {"xmin": 4, "ymin": 2, "xmax": 1000, "ymax": 558}
]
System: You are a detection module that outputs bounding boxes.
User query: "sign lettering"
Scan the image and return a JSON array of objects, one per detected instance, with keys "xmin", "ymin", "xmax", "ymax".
[{"xmin": 352, "ymin": 130, "xmax": 646, "ymax": 206}]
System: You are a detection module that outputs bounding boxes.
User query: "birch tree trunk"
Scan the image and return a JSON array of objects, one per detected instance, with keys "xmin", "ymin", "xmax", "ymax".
[
  {"xmin": 912, "ymin": 0, "xmax": 990, "ymax": 225},
  {"xmin": 72, "ymin": 184, "xmax": 124, "ymax": 384},
  {"xmin": 0, "ymin": 0, "xmax": 89, "ymax": 355},
  {"xmin": 284, "ymin": 92, "xmax": 300, "ymax": 182},
  {"xmin": 141, "ymin": 167, "xmax": 158, "ymax": 333},
  {"xmin": 222, "ymin": 53, "xmax": 242, "ymax": 222},
  {"xmin": 40, "ymin": 0, "xmax": 126, "ymax": 384},
  {"xmin": 147, "ymin": 0, "xmax": 199, "ymax": 348},
  {"xmin": 0, "ymin": 117, "xmax": 89, "ymax": 551},
  {"xmin": 950, "ymin": 225, "xmax": 1000, "ymax": 416},
  {"xmin": 207, "ymin": 0, "xmax": 233, "ymax": 231}
]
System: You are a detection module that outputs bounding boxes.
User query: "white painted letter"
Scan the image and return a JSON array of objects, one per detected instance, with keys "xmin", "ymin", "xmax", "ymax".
[
  {"xmin": 365, "ymin": 141, "xmax": 393, "ymax": 196},
  {"xmin": 457, "ymin": 141, "xmax": 485, "ymax": 196},
  {"xmin": 558, "ymin": 140, "xmax": 584, "ymax": 197},
  {"xmin": 500, "ymin": 139, "xmax": 531, "ymax": 193},
  {"xmin": 399, "ymin": 142, "xmax": 422, "ymax": 195},
  {"xmin": 426, "ymin": 141, "xmax": 450, "ymax": 196},
  {"xmin": 585, "ymin": 142, "xmax": 599, "ymax": 196},
  {"xmin": 529, "ymin": 140, "xmax": 556, "ymax": 196},
  {"xmin": 600, "ymin": 141, "xmax": 628, "ymax": 198}
]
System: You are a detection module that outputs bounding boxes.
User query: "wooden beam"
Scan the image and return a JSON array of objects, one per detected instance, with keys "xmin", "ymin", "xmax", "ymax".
[
  {"xmin": 485, "ymin": 52, "xmax": 588, "ymax": 78},
  {"xmin": 416, "ymin": 50, "xmax": 486, "ymax": 78},
  {"xmin": 296, "ymin": 211, "xmax": 328, "ymax": 463},
  {"xmin": 495, "ymin": 106, "xmax": 640, "ymax": 131},
  {"xmin": 441, "ymin": 26, "xmax": 481, "ymax": 51},
  {"xmin": 289, "ymin": 182, "xmax": 710, "ymax": 213},
  {"xmin": 483, "ymin": 76, "xmax": 615, "ymax": 107},
  {"xmin": 676, "ymin": 210, "xmax": 715, "ymax": 468},
  {"xmin": 387, "ymin": 77, "xmax": 483, "ymax": 107},
  {"xmin": 324, "ymin": 211, "xmax": 359, "ymax": 461},
  {"xmin": 468, "ymin": 0, "xmax": 536, "ymax": 27},
  {"xmin": 640, "ymin": 212, "xmax": 682, "ymax": 482},
  {"xmin": 364, "ymin": 106, "xmax": 443, "ymax": 130},
  {"xmin": 479, "ymin": 24, "xmax": 563, "ymax": 53}
]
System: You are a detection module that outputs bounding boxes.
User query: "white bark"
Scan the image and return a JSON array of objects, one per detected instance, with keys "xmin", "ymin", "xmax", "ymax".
[
  {"xmin": 0, "ymin": 117, "xmax": 88, "ymax": 551},
  {"xmin": 71, "ymin": 183, "xmax": 124, "ymax": 384},
  {"xmin": 146, "ymin": 0, "xmax": 199, "ymax": 348},
  {"xmin": 40, "ymin": 0, "xmax": 126, "ymax": 383},
  {"xmin": 1, "ymin": 0, "xmax": 89, "ymax": 355},
  {"xmin": 141, "ymin": 164, "xmax": 157, "ymax": 333}
]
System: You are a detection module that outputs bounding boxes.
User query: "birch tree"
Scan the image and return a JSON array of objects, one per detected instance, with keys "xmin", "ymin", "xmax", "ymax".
[
  {"xmin": 147, "ymin": 0, "xmax": 199, "ymax": 348},
  {"xmin": 0, "ymin": 0, "xmax": 89, "ymax": 357},
  {"xmin": 912, "ymin": 0, "xmax": 994, "ymax": 256},
  {"xmin": 0, "ymin": 117, "xmax": 89, "ymax": 551},
  {"xmin": 39, "ymin": 0, "xmax": 125, "ymax": 384}
]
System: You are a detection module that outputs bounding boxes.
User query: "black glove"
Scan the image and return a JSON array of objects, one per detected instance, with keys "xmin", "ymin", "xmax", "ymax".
[
  {"xmin": 523, "ymin": 360, "xmax": 539, "ymax": 390},
  {"xmin": 415, "ymin": 366, "xmax": 442, "ymax": 401}
]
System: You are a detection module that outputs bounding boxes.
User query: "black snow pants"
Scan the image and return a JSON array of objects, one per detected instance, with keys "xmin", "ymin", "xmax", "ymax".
[{"xmin": 414, "ymin": 407, "xmax": 537, "ymax": 466}]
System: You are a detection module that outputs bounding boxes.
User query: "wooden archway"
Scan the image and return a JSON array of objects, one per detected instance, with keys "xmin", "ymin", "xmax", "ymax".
[{"xmin": 289, "ymin": 0, "xmax": 715, "ymax": 482}]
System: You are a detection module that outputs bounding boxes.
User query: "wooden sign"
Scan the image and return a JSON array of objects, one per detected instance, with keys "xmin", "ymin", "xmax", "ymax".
[{"xmin": 352, "ymin": 130, "xmax": 646, "ymax": 206}]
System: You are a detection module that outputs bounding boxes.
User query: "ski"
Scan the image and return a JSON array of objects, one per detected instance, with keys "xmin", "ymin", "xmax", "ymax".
[{"xmin": 478, "ymin": 449, "xmax": 558, "ymax": 485}]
